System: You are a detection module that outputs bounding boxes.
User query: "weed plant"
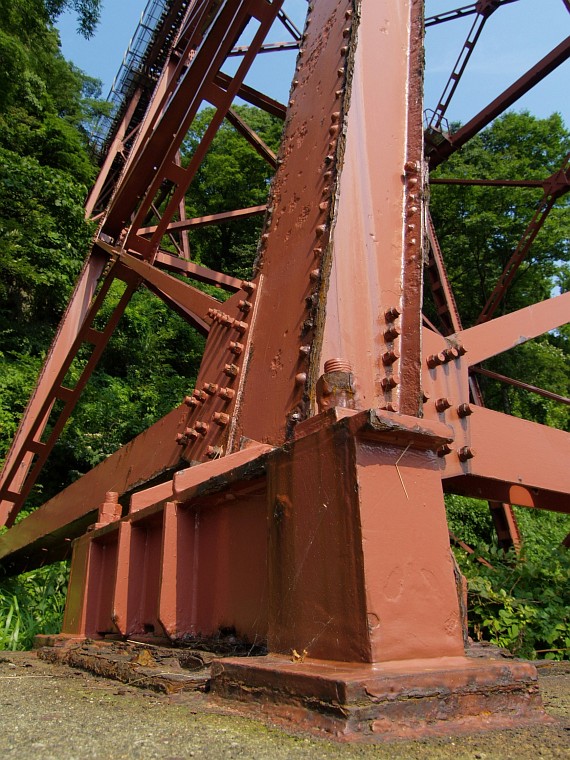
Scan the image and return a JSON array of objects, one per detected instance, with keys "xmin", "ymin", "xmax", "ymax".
[
  {"xmin": 0, "ymin": 562, "xmax": 68, "ymax": 650},
  {"xmin": 448, "ymin": 496, "xmax": 570, "ymax": 660}
]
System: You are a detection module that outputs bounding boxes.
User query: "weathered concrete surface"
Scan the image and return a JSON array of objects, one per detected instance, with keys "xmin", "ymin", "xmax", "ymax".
[{"xmin": 0, "ymin": 651, "xmax": 568, "ymax": 758}]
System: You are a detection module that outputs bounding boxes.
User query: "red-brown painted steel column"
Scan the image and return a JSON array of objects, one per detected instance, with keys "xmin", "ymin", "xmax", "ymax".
[{"xmin": 226, "ymin": 0, "xmax": 465, "ymax": 663}]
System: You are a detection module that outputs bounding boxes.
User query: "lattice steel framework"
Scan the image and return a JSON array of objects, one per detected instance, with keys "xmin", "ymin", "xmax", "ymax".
[{"xmin": 0, "ymin": 0, "xmax": 568, "ymax": 738}]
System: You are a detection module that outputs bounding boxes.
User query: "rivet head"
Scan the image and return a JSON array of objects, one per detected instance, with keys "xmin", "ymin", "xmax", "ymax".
[
  {"xmin": 458, "ymin": 446, "xmax": 476, "ymax": 462},
  {"xmin": 381, "ymin": 350, "xmax": 400, "ymax": 366},
  {"xmin": 443, "ymin": 347, "xmax": 460, "ymax": 362},
  {"xmin": 435, "ymin": 397, "xmax": 451, "ymax": 413},
  {"xmin": 219, "ymin": 387, "xmax": 235, "ymax": 401},
  {"xmin": 384, "ymin": 306, "xmax": 401, "ymax": 322},
  {"xmin": 427, "ymin": 353, "xmax": 446, "ymax": 369},
  {"xmin": 319, "ymin": 201, "xmax": 329, "ymax": 211},
  {"xmin": 316, "ymin": 224, "xmax": 327, "ymax": 237},
  {"xmin": 337, "ymin": 67, "xmax": 345, "ymax": 77},
  {"xmin": 457, "ymin": 403, "xmax": 473, "ymax": 418},
  {"xmin": 295, "ymin": 373, "xmax": 307, "ymax": 386},
  {"xmin": 299, "ymin": 345, "xmax": 311, "ymax": 358},
  {"xmin": 383, "ymin": 326, "xmax": 401, "ymax": 342},
  {"xmin": 310, "ymin": 269, "xmax": 320, "ymax": 281},
  {"xmin": 224, "ymin": 363, "xmax": 239, "ymax": 378}
]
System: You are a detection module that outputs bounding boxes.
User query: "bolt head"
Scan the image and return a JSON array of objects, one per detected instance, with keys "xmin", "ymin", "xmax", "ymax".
[{"xmin": 435, "ymin": 397, "xmax": 451, "ymax": 413}]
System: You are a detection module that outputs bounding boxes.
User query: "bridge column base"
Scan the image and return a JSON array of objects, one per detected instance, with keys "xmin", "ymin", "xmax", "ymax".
[{"xmin": 210, "ymin": 654, "xmax": 551, "ymax": 741}]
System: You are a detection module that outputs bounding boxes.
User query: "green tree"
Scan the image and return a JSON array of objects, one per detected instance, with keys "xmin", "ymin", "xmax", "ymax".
[
  {"xmin": 182, "ymin": 106, "xmax": 283, "ymax": 277},
  {"xmin": 429, "ymin": 112, "xmax": 570, "ymax": 430}
]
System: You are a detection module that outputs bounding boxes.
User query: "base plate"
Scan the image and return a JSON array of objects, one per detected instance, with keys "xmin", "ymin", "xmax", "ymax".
[{"xmin": 210, "ymin": 654, "xmax": 552, "ymax": 741}]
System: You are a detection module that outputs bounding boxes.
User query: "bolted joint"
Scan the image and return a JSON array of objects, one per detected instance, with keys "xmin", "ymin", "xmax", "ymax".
[
  {"xmin": 194, "ymin": 421, "xmax": 209, "ymax": 435},
  {"xmin": 316, "ymin": 358, "xmax": 359, "ymax": 413},
  {"xmin": 219, "ymin": 387, "xmax": 235, "ymax": 401},
  {"xmin": 203, "ymin": 382, "xmax": 218, "ymax": 395},
  {"xmin": 206, "ymin": 445, "xmax": 223, "ymax": 459},
  {"xmin": 184, "ymin": 427, "xmax": 200, "ymax": 440},
  {"xmin": 233, "ymin": 320, "xmax": 248, "ymax": 334},
  {"xmin": 437, "ymin": 444, "xmax": 452, "ymax": 457},
  {"xmin": 229, "ymin": 341, "xmax": 244, "ymax": 356},
  {"xmin": 193, "ymin": 389, "xmax": 207, "ymax": 402},
  {"xmin": 183, "ymin": 395, "xmax": 199, "ymax": 408},
  {"xmin": 213, "ymin": 412, "xmax": 230, "ymax": 426},
  {"xmin": 176, "ymin": 433, "xmax": 188, "ymax": 446},
  {"xmin": 238, "ymin": 300, "xmax": 252, "ymax": 313},
  {"xmin": 241, "ymin": 280, "xmax": 256, "ymax": 293}
]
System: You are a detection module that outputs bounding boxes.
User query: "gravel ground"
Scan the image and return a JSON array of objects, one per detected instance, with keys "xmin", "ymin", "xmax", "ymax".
[{"xmin": 0, "ymin": 651, "xmax": 568, "ymax": 759}]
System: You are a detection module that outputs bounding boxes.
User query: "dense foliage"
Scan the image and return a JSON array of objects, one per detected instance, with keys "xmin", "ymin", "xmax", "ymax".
[{"xmin": 447, "ymin": 497, "xmax": 570, "ymax": 659}]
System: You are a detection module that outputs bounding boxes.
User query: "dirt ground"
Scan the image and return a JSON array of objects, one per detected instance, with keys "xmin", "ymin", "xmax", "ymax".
[{"xmin": 0, "ymin": 650, "xmax": 568, "ymax": 759}]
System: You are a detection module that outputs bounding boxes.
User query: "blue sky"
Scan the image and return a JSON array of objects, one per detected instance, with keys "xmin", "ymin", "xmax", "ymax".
[{"xmin": 57, "ymin": 0, "xmax": 570, "ymax": 127}]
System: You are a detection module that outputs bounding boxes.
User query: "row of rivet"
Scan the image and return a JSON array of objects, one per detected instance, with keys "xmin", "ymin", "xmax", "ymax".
[
  {"xmin": 426, "ymin": 344, "xmax": 467, "ymax": 369},
  {"xmin": 380, "ymin": 306, "xmax": 401, "ymax": 399},
  {"xmin": 438, "ymin": 444, "xmax": 475, "ymax": 461},
  {"xmin": 288, "ymin": 8, "xmax": 352, "ymax": 423},
  {"xmin": 176, "ymin": 281, "xmax": 255, "ymax": 449},
  {"xmin": 288, "ymin": 4, "xmax": 354, "ymax": 428}
]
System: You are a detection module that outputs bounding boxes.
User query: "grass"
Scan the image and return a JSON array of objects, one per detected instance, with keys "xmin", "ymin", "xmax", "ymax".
[{"xmin": 0, "ymin": 562, "xmax": 68, "ymax": 650}]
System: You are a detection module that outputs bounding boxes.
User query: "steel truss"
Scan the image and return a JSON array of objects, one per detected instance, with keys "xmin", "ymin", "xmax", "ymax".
[{"xmin": 0, "ymin": 0, "xmax": 568, "ymax": 738}]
